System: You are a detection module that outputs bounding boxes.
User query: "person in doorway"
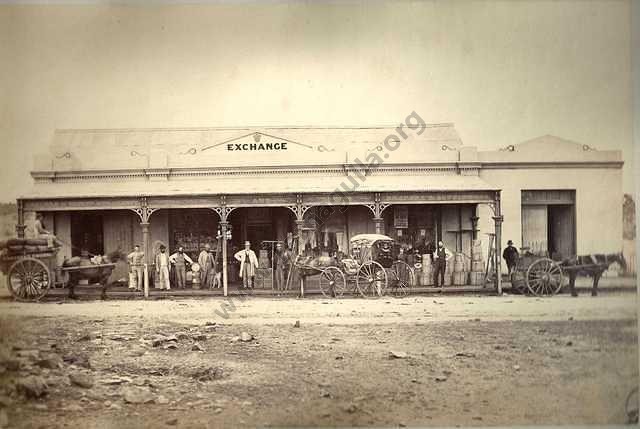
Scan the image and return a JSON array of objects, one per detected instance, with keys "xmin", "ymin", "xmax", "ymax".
[
  {"xmin": 206, "ymin": 247, "xmax": 218, "ymax": 289},
  {"xmin": 433, "ymin": 241, "xmax": 453, "ymax": 289},
  {"xmin": 274, "ymin": 242, "xmax": 291, "ymax": 291},
  {"xmin": 33, "ymin": 213, "xmax": 62, "ymax": 248},
  {"xmin": 198, "ymin": 244, "xmax": 215, "ymax": 289},
  {"xmin": 127, "ymin": 244, "xmax": 145, "ymax": 292},
  {"xmin": 155, "ymin": 245, "xmax": 171, "ymax": 290},
  {"xmin": 234, "ymin": 241, "xmax": 259, "ymax": 289},
  {"xmin": 502, "ymin": 240, "xmax": 520, "ymax": 275},
  {"xmin": 169, "ymin": 246, "xmax": 193, "ymax": 289}
]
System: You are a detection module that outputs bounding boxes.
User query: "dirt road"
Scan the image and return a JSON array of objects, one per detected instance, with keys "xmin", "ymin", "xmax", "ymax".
[{"xmin": 0, "ymin": 294, "xmax": 637, "ymax": 428}]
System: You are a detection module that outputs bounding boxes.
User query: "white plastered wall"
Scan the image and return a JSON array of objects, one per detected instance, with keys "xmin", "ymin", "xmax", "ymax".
[{"xmin": 478, "ymin": 167, "xmax": 623, "ymax": 270}]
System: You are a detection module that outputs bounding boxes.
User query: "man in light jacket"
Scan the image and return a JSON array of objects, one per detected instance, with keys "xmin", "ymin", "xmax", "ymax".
[
  {"xmin": 127, "ymin": 244, "xmax": 145, "ymax": 291},
  {"xmin": 234, "ymin": 241, "xmax": 259, "ymax": 289}
]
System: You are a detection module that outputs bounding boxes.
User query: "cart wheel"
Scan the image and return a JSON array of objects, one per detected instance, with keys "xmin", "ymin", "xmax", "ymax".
[
  {"xmin": 386, "ymin": 261, "xmax": 414, "ymax": 298},
  {"xmin": 319, "ymin": 267, "xmax": 347, "ymax": 298},
  {"xmin": 7, "ymin": 257, "xmax": 51, "ymax": 302},
  {"xmin": 356, "ymin": 261, "xmax": 387, "ymax": 298},
  {"xmin": 525, "ymin": 258, "xmax": 564, "ymax": 296}
]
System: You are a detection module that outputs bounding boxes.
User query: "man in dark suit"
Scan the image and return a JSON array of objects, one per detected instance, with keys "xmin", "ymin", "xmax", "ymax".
[{"xmin": 502, "ymin": 240, "xmax": 519, "ymax": 275}]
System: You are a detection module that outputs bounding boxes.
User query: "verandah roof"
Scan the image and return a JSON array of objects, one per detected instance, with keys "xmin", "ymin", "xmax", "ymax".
[{"xmin": 21, "ymin": 175, "xmax": 498, "ymax": 201}]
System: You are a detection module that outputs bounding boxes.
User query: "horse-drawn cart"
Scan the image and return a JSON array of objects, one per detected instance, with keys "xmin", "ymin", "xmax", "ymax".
[
  {"xmin": 293, "ymin": 234, "xmax": 415, "ymax": 298},
  {"xmin": 510, "ymin": 252, "xmax": 564, "ymax": 296},
  {"xmin": 510, "ymin": 249, "xmax": 625, "ymax": 297},
  {"xmin": 0, "ymin": 239, "xmax": 116, "ymax": 301}
]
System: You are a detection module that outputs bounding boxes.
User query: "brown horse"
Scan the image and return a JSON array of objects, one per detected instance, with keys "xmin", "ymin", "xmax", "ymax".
[{"xmin": 560, "ymin": 253, "xmax": 626, "ymax": 297}]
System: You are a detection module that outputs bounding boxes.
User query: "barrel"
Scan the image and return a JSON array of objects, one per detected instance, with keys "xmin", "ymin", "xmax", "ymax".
[
  {"xmin": 468, "ymin": 271, "xmax": 485, "ymax": 286},
  {"xmin": 454, "ymin": 253, "xmax": 464, "ymax": 263},
  {"xmin": 421, "ymin": 255, "xmax": 432, "ymax": 271},
  {"xmin": 421, "ymin": 271, "xmax": 434, "ymax": 286},
  {"xmin": 453, "ymin": 261, "xmax": 465, "ymax": 273},
  {"xmin": 453, "ymin": 271, "xmax": 467, "ymax": 286},
  {"xmin": 471, "ymin": 260, "xmax": 484, "ymax": 272}
]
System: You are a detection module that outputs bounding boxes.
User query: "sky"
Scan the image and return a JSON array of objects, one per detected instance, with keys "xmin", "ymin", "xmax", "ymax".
[{"xmin": 0, "ymin": 0, "xmax": 635, "ymax": 202}]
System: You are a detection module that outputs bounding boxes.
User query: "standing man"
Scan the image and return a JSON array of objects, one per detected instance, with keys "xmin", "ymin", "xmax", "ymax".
[
  {"xmin": 155, "ymin": 245, "xmax": 171, "ymax": 290},
  {"xmin": 502, "ymin": 240, "xmax": 520, "ymax": 276},
  {"xmin": 169, "ymin": 246, "xmax": 193, "ymax": 289},
  {"xmin": 127, "ymin": 244, "xmax": 145, "ymax": 292},
  {"xmin": 433, "ymin": 241, "xmax": 452, "ymax": 289},
  {"xmin": 198, "ymin": 244, "xmax": 214, "ymax": 288},
  {"xmin": 234, "ymin": 241, "xmax": 259, "ymax": 289},
  {"xmin": 273, "ymin": 242, "xmax": 291, "ymax": 291}
]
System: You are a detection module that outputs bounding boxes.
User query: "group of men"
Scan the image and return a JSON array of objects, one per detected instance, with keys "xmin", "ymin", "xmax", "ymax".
[
  {"xmin": 126, "ymin": 243, "xmax": 222, "ymax": 291},
  {"xmin": 233, "ymin": 241, "xmax": 291, "ymax": 290},
  {"xmin": 128, "ymin": 238, "xmax": 518, "ymax": 291},
  {"xmin": 414, "ymin": 239, "xmax": 520, "ymax": 288}
]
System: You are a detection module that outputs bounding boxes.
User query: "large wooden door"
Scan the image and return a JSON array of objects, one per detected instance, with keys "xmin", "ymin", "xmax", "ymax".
[{"xmin": 521, "ymin": 205, "xmax": 548, "ymax": 255}]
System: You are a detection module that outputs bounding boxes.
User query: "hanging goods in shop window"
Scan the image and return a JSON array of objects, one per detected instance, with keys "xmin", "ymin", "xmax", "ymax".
[{"xmin": 394, "ymin": 206, "xmax": 408, "ymax": 229}]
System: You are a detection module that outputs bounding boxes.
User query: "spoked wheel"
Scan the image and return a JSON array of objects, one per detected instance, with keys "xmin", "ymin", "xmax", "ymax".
[
  {"xmin": 525, "ymin": 258, "xmax": 564, "ymax": 296},
  {"xmin": 386, "ymin": 261, "xmax": 414, "ymax": 298},
  {"xmin": 7, "ymin": 257, "xmax": 51, "ymax": 302},
  {"xmin": 356, "ymin": 261, "xmax": 387, "ymax": 298},
  {"xmin": 319, "ymin": 267, "xmax": 347, "ymax": 298}
]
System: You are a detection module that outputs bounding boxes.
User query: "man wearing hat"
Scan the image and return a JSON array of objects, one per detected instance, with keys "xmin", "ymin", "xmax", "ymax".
[
  {"xmin": 198, "ymin": 244, "xmax": 214, "ymax": 289},
  {"xmin": 169, "ymin": 246, "xmax": 194, "ymax": 289},
  {"xmin": 234, "ymin": 241, "xmax": 259, "ymax": 289},
  {"xmin": 155, "ymin": 245, "xmax": 171, "ymax": 290},
  {"xmin": 502, "ymin": 240, "xmax": 519, "ymax": 275},
  {"xmin": 127, "ymin": 244, "xmax": 145, "ymax": 291}
]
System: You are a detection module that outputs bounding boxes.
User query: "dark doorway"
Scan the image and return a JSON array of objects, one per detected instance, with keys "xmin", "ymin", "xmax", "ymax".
[
  {"xmin": 547, "ymin": 204, "xmax": 575, "ymax": 260},
  {"xmin": 246, "ymin": 224, "xmax": 274, "ymax": 248},
  {"xmin": 70, "ymin": 212, "xmax": 104, "ymax": 257}
]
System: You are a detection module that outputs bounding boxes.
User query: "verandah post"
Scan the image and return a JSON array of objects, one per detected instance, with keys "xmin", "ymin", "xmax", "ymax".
[
  {"xmin": 220, "ymin": 221, "xmax": 229, "ymax": 297},
  {"xmin": 295, "ymin": 219, "xmax": 305, "ymax": 297},
  {"xmin": 15, "ymin": 198, "xmax": 26, "ymax": 238},
  {"xmin": 141, "ymin": 222, "xmax": 150, "ymax": 298},
  {"xmin": 492, "ymin": 192, "xmax": 503, "ymax": 295}
]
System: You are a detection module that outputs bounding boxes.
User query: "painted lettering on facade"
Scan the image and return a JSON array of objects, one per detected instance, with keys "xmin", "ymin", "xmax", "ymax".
[{"xmin": 227, "ymin": 142, "xmax": 288, "ymax": 151}]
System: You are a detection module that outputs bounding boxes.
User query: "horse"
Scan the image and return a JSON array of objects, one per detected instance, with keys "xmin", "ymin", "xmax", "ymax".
[{"xmin": 560, "ymin": 253, "xmax": 627, "ymax": 297}]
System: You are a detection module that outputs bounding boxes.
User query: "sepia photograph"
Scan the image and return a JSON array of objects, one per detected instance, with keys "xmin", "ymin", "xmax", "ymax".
[{"xmin": 0, "ymin": 1, "xmax": 637, "ymax": 428}]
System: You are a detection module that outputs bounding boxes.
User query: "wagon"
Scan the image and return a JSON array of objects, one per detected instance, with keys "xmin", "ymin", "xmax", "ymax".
[
  {"xmin": 293, "ymin": 234, "xmax": 415, "ymax": 298},
  {"xmin": 509, "ymin": 250, "xmax": 564, "ymax": 296},
  {"xmin": 0, "ymin": 238, "xmax": 116, "ymax": 301}
]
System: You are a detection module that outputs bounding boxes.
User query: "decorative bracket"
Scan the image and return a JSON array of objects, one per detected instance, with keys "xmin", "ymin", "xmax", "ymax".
[
  {"xmin": 132, "ymin": 196, "xmax": 157, "ymax": 223},
  {"xmin": 210, "ymin": 195, "xmax": 236, "ymax": 222},
  {"xmin": 286, "ymin": 194, "xmax": 312, "ymax": 221},
  {"xmin": 212, "ymin": 206, "xmax": 236, "ymax": 223},
  {"xmin": 366, "ymin": 192, "xmax": 391, "ymax": 218},
  {"xmin": 486, "ymin": 201, "xmax": 496, "ymax": 216}
]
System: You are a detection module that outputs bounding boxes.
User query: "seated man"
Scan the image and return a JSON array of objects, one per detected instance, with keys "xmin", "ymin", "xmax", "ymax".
[{"xmin": 33, "ymin": 213, "xmax": 62, "ymax": 247}]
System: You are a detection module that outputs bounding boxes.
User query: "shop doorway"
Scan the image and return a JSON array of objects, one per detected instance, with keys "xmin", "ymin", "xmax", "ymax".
[
  {"xmin": 521, "ymin": 190, "xmax": 576, "ymax": 259},
  {"xmin": 70, "ymin": 212, "xmax": 104, "ymax": 256}
]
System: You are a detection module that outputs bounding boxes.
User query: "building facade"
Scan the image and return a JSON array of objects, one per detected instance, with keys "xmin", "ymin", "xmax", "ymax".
[{"xmin": 16, "ymin": 125, "xmax": 623, "ymax": 295}]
